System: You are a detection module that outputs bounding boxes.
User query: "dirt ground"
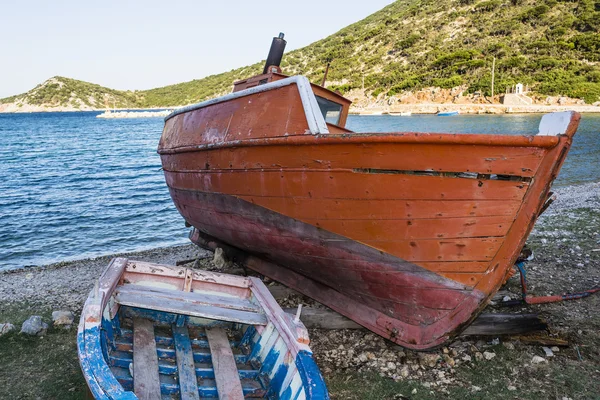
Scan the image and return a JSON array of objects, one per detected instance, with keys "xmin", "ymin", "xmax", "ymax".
[{"xmin": 0, "ymin": 182, "xmax": 598, "ymax": 399}]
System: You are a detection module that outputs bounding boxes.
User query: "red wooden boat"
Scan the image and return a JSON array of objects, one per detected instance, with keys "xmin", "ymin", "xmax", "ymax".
[{"xmin": 158, "ymin": 35, "xmax": 580, "ymax": 349}]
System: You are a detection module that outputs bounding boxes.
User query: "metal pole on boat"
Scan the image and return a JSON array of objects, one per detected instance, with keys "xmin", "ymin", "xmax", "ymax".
[{"xmin": 263, "ymin": 33, "xmax": 287, "ymax": 74}]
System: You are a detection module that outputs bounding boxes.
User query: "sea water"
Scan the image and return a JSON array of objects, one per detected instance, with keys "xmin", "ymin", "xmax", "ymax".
[{"xmin": 0, "ymin": 112, "xmax": 598, "ymax": 271}]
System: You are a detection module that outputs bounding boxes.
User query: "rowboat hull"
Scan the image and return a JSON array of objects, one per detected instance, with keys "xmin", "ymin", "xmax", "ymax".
[
  {"xmin": 158, "ymin": 75, "xmax": 579, "ymax": 349},
  {"xmin": 77, "ymin": 258, "xmax": 328, "ymax": 399}
]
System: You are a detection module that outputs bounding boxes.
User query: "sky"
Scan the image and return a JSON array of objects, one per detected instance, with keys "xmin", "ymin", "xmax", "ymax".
[{"xmin": 0, "ymin": 0, "xmax": 395, "ymax": 98}]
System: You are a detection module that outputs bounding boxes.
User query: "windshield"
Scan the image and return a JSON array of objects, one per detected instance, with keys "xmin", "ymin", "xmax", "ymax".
[{"xmin": 315, "ymin": 96, "xmax": 343, "ymax": 125}]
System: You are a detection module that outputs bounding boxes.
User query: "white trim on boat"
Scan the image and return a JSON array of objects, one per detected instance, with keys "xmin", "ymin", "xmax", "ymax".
[
  {"xmin": 538, "ymin": 111, "xmax": 575, "ymax": 136},
  {"xmin": 165, "ymin": 75, "xmax": 329, "ymax": 135}
]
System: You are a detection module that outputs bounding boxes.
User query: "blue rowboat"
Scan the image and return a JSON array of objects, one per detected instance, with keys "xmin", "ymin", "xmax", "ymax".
[
  {"xmin": 437, "ymin": 111, "xmax": 459, "ymax": 116},
  {"xmin": 77, "ymin": 258, "xmax": 329, "ymax": 400}
]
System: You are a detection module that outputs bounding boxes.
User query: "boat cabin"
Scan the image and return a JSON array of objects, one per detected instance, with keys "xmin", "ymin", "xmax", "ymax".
[{"xmin": 233, "ymin": 70, "xmax": 352, "ymax": 131}]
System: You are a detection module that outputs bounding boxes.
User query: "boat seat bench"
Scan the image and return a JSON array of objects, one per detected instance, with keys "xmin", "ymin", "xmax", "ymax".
[
  {"xmin": 127, "ymin": 319, "xmax": 248, "ymax": 400},
  {"xmin": 114, "ymin": 283, "xmax": 268, "ymax": 326}
]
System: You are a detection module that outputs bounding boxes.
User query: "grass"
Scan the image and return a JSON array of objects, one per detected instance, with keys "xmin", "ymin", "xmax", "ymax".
[{"xmin": 0, "ymin": 303, "xmax": 88, "ymax": 399}]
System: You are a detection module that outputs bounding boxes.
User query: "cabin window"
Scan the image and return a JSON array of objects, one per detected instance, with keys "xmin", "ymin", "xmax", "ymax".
[{"xmin": 315, "ymin": 96, "xmax": 342, "ymax": 125}]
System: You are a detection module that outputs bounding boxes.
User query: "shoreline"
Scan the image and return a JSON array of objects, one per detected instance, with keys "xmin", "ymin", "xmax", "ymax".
[
  {"xmin": 2, "ymin": 103, "xmax": 600, "ymax": 115},
  {"xmin": 352, "ymin": 103, "xmax": 600, "ymax": 115}
]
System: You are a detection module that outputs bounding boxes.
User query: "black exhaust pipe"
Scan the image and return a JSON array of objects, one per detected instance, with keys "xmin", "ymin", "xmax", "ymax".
[{"xmin": 263, "ymin": 33, "xmax": 287, "ymax": 74}]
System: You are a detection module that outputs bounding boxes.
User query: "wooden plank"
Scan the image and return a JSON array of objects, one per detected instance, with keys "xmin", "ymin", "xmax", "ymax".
[
  {"xmin": 364, "ymin": 237, "xmax": 503, "ymax": 262},
  {"xmin": 172, "ymin": 325, "xmax": 200, "ymax": 400},
  {"xmin": 165, "ymin": 169, "xmax": 530, "ymax": 201},
  {"xmin": 205, "ymin": 328, "xmax": 244, "ymax": 400},
  {"xmin": 115, "ymin": 292, "xmax": 268, "ymax": 326},
  {"xmin": 124, "ymin": 261, "xmax": 251, "ymax": 289},
  {"xmin": 308, "ymin": 216, "xmax": 511, "ymax": 240},
  {"xmin": 461, "ymin": 313, "xmax": 547, "ymax": 336},
  {"xmin": 181, "ymin": 202, "xmax": 512, "ymax": 240},
  {"xmin": 133, "ymin": 318, "xmax": 161, "ymax": 400},
  {"xmin": 182, "ymin": 203, "xmax": 504, "ymax": 262},
  {"xmin": 282, "ymin": 307, "xmax": 547, "ymax": 336},
  {"xmin": 115, "ymin": 284, "xmax": 261, "ymax": 312},
  {"xmin": 162, "ymin": 141, "xmax": 545, "ymax": 177},
  {"xmin": 176, "ymin": 190, "xmax": 522, "ymax": 219}
]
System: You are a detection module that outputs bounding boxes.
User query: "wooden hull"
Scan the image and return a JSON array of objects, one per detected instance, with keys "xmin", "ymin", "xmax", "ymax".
[{"xmin": 158, "ymin": 76, "xmax": 579, "ymax": 349}]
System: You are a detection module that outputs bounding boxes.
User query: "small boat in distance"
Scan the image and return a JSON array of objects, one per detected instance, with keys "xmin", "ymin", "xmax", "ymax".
[
  {"xmin": 390, "ymin": 111, "xmax": 412, "ymax": 116},
  {"xmin": 77, "ymin": 258, "xmax": 329, "ymax": 399},
  {"xmin": 158, "ymin": 33, "xmax": 580, "ymax": 349},
  {"xmin": 437, "ymin": 110, "xmax": 459, "ymax": 116}
]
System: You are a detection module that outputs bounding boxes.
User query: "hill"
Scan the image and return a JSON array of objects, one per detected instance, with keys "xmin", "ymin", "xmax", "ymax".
[
  {"xmin": 0, "ymin": 76, "xmax": 142, "ymax": 112},
  {"xmin": 2, "ymin": 0, "xmax": 600, "ymax": 110}
]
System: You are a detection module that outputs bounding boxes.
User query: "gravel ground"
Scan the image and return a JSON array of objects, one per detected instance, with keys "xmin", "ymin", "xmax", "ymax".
[{"xmin": 1, "ymin": 181, "xmax": 598, "ymax": 398}]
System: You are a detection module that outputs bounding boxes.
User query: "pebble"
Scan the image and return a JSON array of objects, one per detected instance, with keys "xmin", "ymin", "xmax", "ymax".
[
  {"xmin": 471, "ymin": 385, "xmax": 482, "ymax": 392},
  {"xmin": 542, "ymin": 347, "xmax": 554, "ymax": 357},
  {"xmin": 508, "ymin": 385, "xmax": 517, "ymax": 391},
  {"xmin": 400, "ymin": 366, "xmax": 410, "ymax": 378},
  {"xmin": 52, "ymin": 310, "xmax": 74, "ymax": 328},
  {"xmin": 442, "ymin": 354, "xmax": 456, "ymax": 367},
  {"xmin": 551, "ymin": 346, "xmax": 560, "ymax": 353},
  {"xmin": 503, "ymin": 342, "xmax": 515, "ymax": 350},
  {"xmin": 474, "ymin": 352, "xmax": 484, "ymax": 361},
  {"xmin": 0, "ymin": 323, "xmax": 16, "ymax": 336},
  {"xmin": 483, "ymin": 351, "xmax": 496, "ymax": 360},
  {"xmin": 212, "ymin": 248, "xmax": 231, "ymax": 269},
  {"xmin": 502, "ymin": 295, "xmax": 512, "ymax": 302},
  {"xmin": 531, "ymin": 355, "xmax": 547, "ymax": 364},
  {"xmin": 20, "ymin": 316, "xmax": 48, "ymax": 336},
  {"xmin": 419, "ymin": 353, "xmax": 439, "ymax": 367}
]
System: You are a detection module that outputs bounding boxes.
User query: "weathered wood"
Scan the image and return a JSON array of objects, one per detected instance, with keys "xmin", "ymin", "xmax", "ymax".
[
  {"xmin": 205, "ymin": 328, "xmax": 244, "ymax": 400},
  {"xmin": 116, "ymin": 284, "xmax": 260, "ymax": 312},
  {"xmin": 115, "ymin": 292, "xmax": 268, "ymax": 326},
  {"xmin": 172, "ymin": 325, "xmax": 200, "ymax": 400},
  {"xmin": 162, "ymin": 141, "xmax": 546, "ymax": 177},
  {"xmin": 166, "ymin": 169, "xmax": 530, "ymax": 201},
  {"xmin": 133, "ymin": 318, "xmax": 161, "ymax": 400},
  {"xmin": 282, "ymin": 307, "xmax": 547, "ymax": 336},
  {"xmin": 160, "ymin": 68, "xmax": 580, "ymax": 349},
  {"xmin": 175, "ymin": 189, "xmax": 522, "ymax": 220},
  {"xmin": 461, "ymin": 313, "xmax": 547, "ymax": 336}
]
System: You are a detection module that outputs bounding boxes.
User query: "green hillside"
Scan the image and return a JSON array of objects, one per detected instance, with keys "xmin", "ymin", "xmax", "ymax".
[
  {"xmin": 3, "ymin": 0, "xmax": 600, "ymax": 108},
  {"xmin": 1, "ymin": 76, "xmax": 142, "ymax": 109}
]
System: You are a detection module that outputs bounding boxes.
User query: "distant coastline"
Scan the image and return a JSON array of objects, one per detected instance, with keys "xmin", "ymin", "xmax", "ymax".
[
  {"xmin": 2, "ymin": 103, "xmax": 599, "ymax": 115},
  {"xmin": 352, "ymin": 103, "xmax": 600, "ymax": 115},
  {"xmin": 0, "ymin": 106, "xmax": 177, "ymax": 114}
]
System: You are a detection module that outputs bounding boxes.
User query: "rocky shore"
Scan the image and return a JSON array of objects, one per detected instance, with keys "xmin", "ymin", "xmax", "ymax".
[
  {"xmin": 353, "ymin": 103, "xmax": 600, "ymax": 115},
  {"xmin": 0, "ymin": 181, "xmax": 598, "ymax": 399},
  {"xmin": 96, "ymin": 110, "xmax": 173, "ymax": 119}
]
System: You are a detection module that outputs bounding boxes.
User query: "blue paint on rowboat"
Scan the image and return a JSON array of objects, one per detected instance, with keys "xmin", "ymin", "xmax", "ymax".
[
  {"xmin": 78, "ymin": 258, "xmax": 330, "ymax": 399},
  {"xmin": 437, "ymin": 111, "xmax": 459, "ymax": 116},
  {"xmin": 296, "ymin": 350, "xmax": 330, "ymax": 399}
]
